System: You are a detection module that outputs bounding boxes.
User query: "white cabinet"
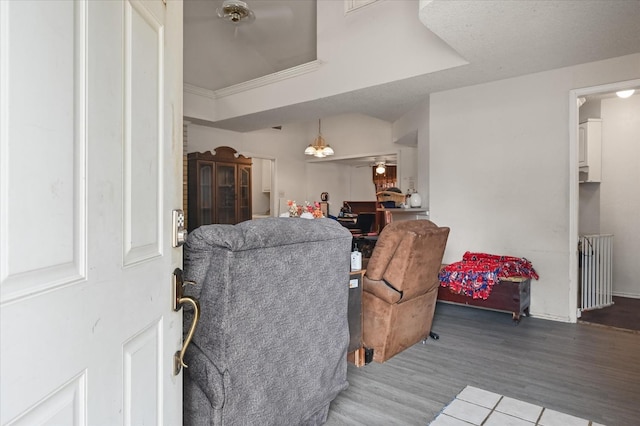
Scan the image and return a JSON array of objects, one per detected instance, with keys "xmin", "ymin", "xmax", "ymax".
[{"xmin": 579, "ymin": 118, "xmax": 602, "ymax": 183}]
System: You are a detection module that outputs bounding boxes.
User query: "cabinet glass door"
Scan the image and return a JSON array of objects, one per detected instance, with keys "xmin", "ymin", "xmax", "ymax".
[
  {"xmin": 239, "ymin": 165, "xmax": 251, "ymax": 222},
  {"xmin": 199, "ymin": 163, "xmax": 213, "ymax": 226},
  {"xmin": 215, "ymin": 162, "xmax": 237, "ymax": 224}
]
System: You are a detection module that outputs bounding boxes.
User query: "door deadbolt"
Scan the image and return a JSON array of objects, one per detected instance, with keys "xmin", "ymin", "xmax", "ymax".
[{"xmin": 172, "ymin": 209, "xmax": 187, "ymax": 247}]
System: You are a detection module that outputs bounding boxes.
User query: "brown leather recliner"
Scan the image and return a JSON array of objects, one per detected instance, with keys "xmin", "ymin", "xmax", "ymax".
[{"xmin": 362, "ymin": 220, "xmax": 450, "ymax": 363}]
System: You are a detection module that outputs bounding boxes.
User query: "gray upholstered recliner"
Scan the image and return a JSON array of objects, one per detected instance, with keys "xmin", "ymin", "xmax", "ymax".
[{"xmin": 182, "ymin": 218, "xmax": 352, "ymax": 426}]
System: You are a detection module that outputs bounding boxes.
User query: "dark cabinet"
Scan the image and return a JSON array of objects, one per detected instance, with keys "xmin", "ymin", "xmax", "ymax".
[{"xmin": 187, "ymin": 147, "xmax": 252, "ymax": 231}]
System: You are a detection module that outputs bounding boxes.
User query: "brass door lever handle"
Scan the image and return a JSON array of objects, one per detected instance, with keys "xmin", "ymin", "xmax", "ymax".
[{"xmin": 172, "ymin": 268, "xmax": 200, "ymax": 375}]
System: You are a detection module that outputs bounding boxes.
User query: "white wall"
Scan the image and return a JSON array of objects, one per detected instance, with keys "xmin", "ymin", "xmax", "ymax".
[
  {"xmin": 350, "ymin": 166, "xmax": 377, "ymax": 200},
  {"xmin": 398, "ymin": 146, "xmax": 418, "ymax": 195},
  {"xmin": 305, "ymin": 163, "xmax": 377, "ymax": 215},
  {"xmin": 306, "ymin": 163, "xmax": 350, "ymax": 215},
  {"xmin": 391, "ymin": 100, "xmax": 430, "ymax": 201},
  {"xmin": 410, "ymin": 100, "xmax": 430, "ymax": 206},
  {"xmin": 251, "ymin": 159, "xmax": 271, "ymax": 216},
  {"xmin": 429, "ymin": 54, "xmax": 640, "ymax": 322},
  {"xmin": 578, "ymin": 183, "xmax": 600, "ymax": 235},
  {"xmin": 579, "ymin": 99, "xmax": 601, "ymax": 123},
  {"xmin": 310, "ymin": 113, "xmax": 394, "ymax": 158},
  {"xmin": 600, "ymin": 94, "xmax": 640, "ymax": 298}
]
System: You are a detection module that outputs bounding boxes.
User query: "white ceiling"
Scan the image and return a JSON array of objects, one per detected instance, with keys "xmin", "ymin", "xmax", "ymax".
[
  {"xmin": 184, "ymin": 0, "xmax": 640, "ymax": 132},
  {"xmin": 184, "ymin": 0, "xmax": 316, "ymax": 91}
]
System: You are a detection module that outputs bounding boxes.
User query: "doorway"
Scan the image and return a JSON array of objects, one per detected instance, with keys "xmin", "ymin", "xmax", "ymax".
[
  {"xmin": 250, "ymin": 156, "xmax": 275, "ymax": 218},
  {"xmin": 579, "ymin": 296, "xmax": 640, "ymax": 332},
  {"xmin": 570, "ymin": 79, "xmax": 640, "ymax": 327}
]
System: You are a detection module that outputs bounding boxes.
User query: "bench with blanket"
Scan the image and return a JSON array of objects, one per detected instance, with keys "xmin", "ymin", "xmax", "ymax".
[{"xmin": 438, "ymin": 252, "xmax": 539, "ymax": 323}]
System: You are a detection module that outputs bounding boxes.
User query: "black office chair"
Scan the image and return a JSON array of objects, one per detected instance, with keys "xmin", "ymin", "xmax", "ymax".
[{"xmin": 349, "ymin": 212, "xmax": 376, "ymax": 235}]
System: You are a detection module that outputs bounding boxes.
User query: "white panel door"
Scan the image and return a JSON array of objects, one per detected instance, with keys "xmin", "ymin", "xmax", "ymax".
[{"xmin": 0, "ymin": 0, "xmax": 184, "ymax": 424}]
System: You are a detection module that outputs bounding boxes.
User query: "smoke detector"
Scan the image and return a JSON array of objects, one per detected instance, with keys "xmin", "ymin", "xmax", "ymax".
[{"xmin": 217, "ymin": 0, "xmax": 255, "ymax": 24}]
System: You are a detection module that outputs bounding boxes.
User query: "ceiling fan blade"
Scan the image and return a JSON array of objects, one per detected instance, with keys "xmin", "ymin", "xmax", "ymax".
[
  {"xmin": 253, "ymin": 5, "xmax": 294, "ymax": 25},
  {"xmin": 234, "ymin": 5, "xmax": 294, "ymax": 40}
]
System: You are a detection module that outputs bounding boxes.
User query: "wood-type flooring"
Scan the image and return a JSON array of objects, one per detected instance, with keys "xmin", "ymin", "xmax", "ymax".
[
  {"xmin": 579, "ymin": 296, "xmax": 640, "ymax": 333},
  {"xmin": 326, "ymin": 302, "xmax": 640, "ymax": 426}
]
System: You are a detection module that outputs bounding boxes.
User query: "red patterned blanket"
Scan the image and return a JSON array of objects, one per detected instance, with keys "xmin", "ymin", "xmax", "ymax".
[{"xmin": 438, "ymin": 252, "xmax": 539, "ymax": 300}]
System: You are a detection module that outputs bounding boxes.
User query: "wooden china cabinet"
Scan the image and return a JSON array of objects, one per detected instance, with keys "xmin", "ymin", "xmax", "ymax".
[{"xmin": 187, "ymin": 147, "xmax": 252, "ymax": 232}]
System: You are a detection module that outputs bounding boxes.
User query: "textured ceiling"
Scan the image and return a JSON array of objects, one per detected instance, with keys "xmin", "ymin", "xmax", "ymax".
[{"xmin": 184, "ymin": 0, "xmax": 640, "ymax": 132}]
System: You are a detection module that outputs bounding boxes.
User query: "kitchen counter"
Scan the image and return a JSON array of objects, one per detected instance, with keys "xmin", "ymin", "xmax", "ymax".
[
  {"xmin": 377, "ymin": 207, "xmax": 428, "ymax": 213},
  {"xmin": 252, "ymin": 214, "xmax": 272, "ymax": 219},
  {"xmin": 377, "ymin": 207, "xmax": 429, "ymax": 223}
]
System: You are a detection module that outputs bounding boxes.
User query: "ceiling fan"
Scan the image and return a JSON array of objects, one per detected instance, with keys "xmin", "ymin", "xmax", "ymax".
[
  {"xmin": 216, "ymin": 0, "xmax": 255, "ymax": 25},
  {"xmin": 355, "ymin": 159, "xmax": 397, "ymax": 174},
  {"xmin": 374, "ymin": 161, "xmax": 387, "ymax": 175},
  {"xmin": 213, "ymin": 0, "xmax": 295, "ymax": 41}
]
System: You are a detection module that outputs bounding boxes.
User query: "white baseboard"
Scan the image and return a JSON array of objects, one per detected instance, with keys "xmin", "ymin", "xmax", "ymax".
[
  {"xmin": 529, "ymin": 311, "xmax": 572, "ymax": 323},
  {"xmin": 437, "ymin": 301, "xmax": 573, "ymax": 323},
  {"xmin": 612, "ymin": 291, "xmax": 640, "ymax": 299}
]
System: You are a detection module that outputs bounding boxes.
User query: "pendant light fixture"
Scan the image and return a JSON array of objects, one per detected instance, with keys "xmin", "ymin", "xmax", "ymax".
[{"xmin": 304, "ymin": 119, "xmax": 334, "ymax": 158}]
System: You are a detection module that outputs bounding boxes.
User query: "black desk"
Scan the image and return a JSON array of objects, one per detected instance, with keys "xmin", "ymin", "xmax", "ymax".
[
  {"xmin": 353, "ymin": 235, "xmax": 378, "ymax": 258},
  {"xmin": 338, "ymin": 217, "xmax": 357, "ymax": 228}
]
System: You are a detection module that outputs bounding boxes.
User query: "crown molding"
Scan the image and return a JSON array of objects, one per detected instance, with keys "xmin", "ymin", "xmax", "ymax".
[
  {"xmin": 184, "ymin": 83, "xmax": 215, "ymax": 98},
  {"xmin": 184, "ymin": 60, "xmax": 323, "ymax": 100},
  {"xmin": 345, "ymin": 0, "xmax": 380, "ymax": 14}
]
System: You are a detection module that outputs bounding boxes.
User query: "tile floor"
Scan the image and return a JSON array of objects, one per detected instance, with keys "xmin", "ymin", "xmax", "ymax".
[{"xmin": 429, "ymin": 386, "xmax": 606, "ymax": 426}]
